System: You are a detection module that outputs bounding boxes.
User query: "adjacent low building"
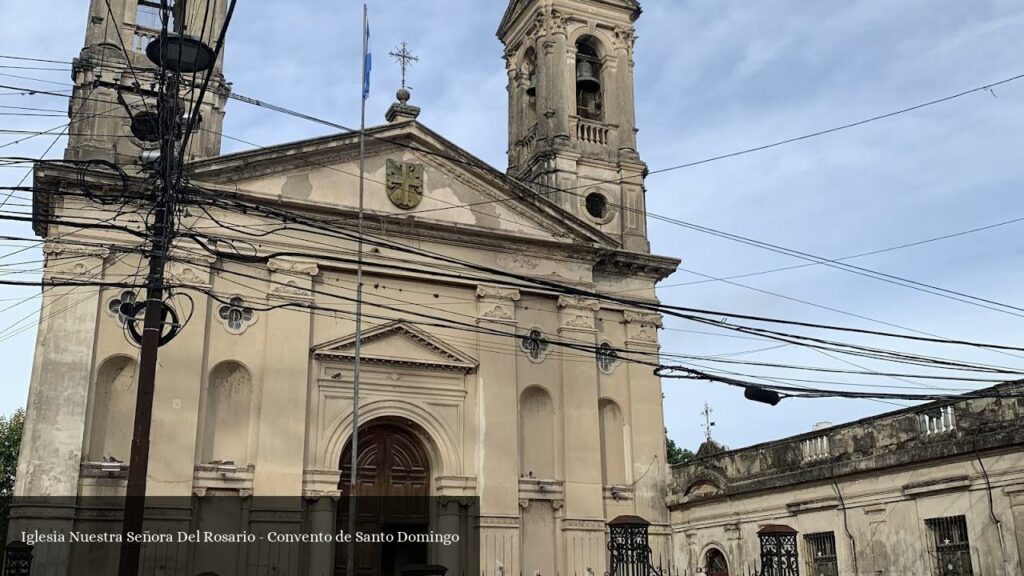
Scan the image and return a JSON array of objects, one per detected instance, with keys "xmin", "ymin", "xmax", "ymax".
[{"xmin": 667, "ymin": 382, "xmax": 1024, "ymax": 576}]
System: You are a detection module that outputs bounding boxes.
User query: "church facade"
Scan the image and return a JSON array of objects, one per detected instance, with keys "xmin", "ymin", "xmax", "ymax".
[{"xmin": 13, "ymin": 1, "xmax": 680, "ymax": 575}]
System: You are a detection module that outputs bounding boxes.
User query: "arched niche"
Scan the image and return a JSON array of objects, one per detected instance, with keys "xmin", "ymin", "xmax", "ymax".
[
  {"xmin": 519, "ymin": 386, "xmax": 555, "ymax": 479},
  {"xmin": 599, "ymin": 399, "xmax": 626, "ymax": 485},
  {"xmin": 683, "ymin": 467, "xmax": 729, "ymax": 499},
  {"xmin": 199, "ymin": 361, "xmax": 253, "ymax": 465},
  {"xmin": 686, "ymin": 480, "xmax": 723, "ymax": 498},
  {"xmin": 703, "ymin": 546, "xmax": 730, "ymax": 576},
  {"xmin": 87, "ymin": 356, "xmax": 138, "ymax": 462}
]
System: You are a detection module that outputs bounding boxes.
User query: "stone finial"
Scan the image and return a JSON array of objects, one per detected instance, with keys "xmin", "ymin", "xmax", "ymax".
[{"xmin": 386, "ymin": 88, "xmax": 421, "ymax": 123}]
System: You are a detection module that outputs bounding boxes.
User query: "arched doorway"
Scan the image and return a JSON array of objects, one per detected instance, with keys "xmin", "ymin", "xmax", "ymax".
[
  {"xmin": 704, "ymin": 547, "xmax": 729, "ymax": 576},
  {"xmin": 336, "ymin": 419, "xmax": 432, "ymax": 576}
]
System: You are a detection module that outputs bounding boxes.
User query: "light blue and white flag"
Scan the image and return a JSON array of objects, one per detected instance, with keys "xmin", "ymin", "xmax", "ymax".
[{"xmin": 362, "ymin": 6, "xmax": 371, "ymax": 101}]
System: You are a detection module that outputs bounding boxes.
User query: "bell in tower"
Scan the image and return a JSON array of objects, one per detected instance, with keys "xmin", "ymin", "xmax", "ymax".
[
  {"xmin": 575, "ymin": 39, "xmax": 603, "ymax": 121},
  {"xmin": 576, "ymin": 59, "xmax": 601, "ymax": 93},
  {"xmin": 525, "ymin": 72, "xmax": 538, "ymax": 98}
]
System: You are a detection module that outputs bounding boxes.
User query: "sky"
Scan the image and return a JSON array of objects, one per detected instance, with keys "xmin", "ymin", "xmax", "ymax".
[{"xmin": 1, "ymin": 0, "xmax": 1023, "ymax": 453}]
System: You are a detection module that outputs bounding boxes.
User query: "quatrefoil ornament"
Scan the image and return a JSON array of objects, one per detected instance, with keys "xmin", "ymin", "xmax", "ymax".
[
  {"xmin": 108, "ymin": 290, "xmax": 138, "ymax": 325},
  {"xmin": 218, "ymin": 296, "xmax": 256, "ymax": 334},
  {"xmin": 596, "ymin": 342, "xmax": 620, "ymax": 374},
  {"xmin": 520, "ymin": 329, "xmax": 550, "ymax": 363}
]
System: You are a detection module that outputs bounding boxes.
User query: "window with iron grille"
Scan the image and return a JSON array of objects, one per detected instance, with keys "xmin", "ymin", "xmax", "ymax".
[
  {"xmin": 804, "ymin": 532, "xmax": 838, "ymax": 576},
  {"xmin": 926, "ymin": 516, "xmax": 974, "ymax": 576}
]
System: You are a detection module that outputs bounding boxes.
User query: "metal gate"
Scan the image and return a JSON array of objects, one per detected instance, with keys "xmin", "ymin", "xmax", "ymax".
[
  {"xmin": 607, "ymin": 516, "xmax": 663, "ymax": 576},
  {"xmin": 2, "ymin": 541, "xmax": 33, "ymax": 576},
  {"xmin": 757, "ymin": 525, "xmax": 799, "ymax": 576}
]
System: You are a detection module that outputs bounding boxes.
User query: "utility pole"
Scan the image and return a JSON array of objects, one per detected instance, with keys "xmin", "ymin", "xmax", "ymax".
[
  {"xmin": 116, "ymin": 0, "xmax": 216, "ymax": 571},
  {"xmin": 116, "ymin": 60, "xmax": 180, "ymax": 576}
]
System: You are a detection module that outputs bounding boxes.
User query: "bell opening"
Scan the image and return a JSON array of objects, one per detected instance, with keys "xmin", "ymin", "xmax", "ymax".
[
  {"xmin": 525, "ymin": 73, "xmax": 537, "ymax": 97},
  {"xmin": 575, "ymin": 38, "xmax": 604, "ymax": 121}
]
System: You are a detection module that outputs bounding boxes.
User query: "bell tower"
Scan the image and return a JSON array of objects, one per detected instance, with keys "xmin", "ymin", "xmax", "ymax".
[
  {"xmin": 66, "ymin": 0, "xmax": 230, "ymax": 164},
  {"xmin": 499, "ymin": 0, "xmax": 649, "ymax": 252}
]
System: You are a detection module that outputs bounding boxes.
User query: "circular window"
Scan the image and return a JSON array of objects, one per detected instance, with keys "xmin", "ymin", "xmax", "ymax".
[{"xmin": 585, "ymin": 192, "xmax": 608, "ymax": 220}]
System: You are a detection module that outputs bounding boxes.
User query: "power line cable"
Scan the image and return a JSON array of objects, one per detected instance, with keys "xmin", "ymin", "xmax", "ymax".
[
  {"xmin": 182, "ymin": 184, "xmax": 1024, "ymax": 357},
  {"xmin": 195, "ymin": 81, "xmax": 1024, "ymax": 320}
]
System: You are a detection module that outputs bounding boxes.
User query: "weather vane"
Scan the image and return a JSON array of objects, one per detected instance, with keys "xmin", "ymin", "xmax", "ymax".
[
  {"xmin": 389, "ymin": 42, "xmax": 419, "ymax": 90},
  {"xmin": 701, "ymin": 402, "xmax": 716, "ymax": 442}
]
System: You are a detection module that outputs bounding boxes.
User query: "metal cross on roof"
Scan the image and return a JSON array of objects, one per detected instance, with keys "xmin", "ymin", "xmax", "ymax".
[
  {"xmin": 389, "ymin": 42, "xmax": 419, "ymax": 90},
  {"xmin": 701, "ymin": 402, "xmax": 716, "ymax": 441}
]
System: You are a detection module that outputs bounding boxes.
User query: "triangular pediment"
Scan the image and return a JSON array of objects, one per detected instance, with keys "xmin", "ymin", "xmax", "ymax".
[
  {"xmin": 188, "ymin": 121, "xmax": 617, "ymax": 248},
  {"xmin": 312, "ymin": 321, "xmax": 477, "ymax": 373}
]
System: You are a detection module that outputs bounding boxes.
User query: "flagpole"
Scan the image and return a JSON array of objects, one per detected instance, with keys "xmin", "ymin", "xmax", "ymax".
[{"xmin": 346, "ymin": 4, "xmax": 368, "ymax": 575}]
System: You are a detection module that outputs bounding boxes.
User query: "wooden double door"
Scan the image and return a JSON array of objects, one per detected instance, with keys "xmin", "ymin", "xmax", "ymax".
[{"xmin": 335, "ymin": 421, "xmax": 431, "ymax": 576}]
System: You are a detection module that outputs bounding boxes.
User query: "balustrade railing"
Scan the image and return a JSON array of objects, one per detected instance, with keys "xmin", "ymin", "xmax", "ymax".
[
  {"xmin": 132, "ymin": 28, "xmax": 160, "ymax": 53},
  {"xmin": 921, "ymin": 405, "xmax": 956, "ymax": 435},
  {"xmin": 575, "ymin": 117, "xmax": 611, "ymax": 145},
  {"xmin": 800, "ymin": 435, "xmax": 830, "ymax": 462}
]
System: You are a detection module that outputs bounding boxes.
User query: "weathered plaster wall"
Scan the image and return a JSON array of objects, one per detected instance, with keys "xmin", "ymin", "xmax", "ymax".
[{"xmin": 668, "ymin": 384, "xmax": 1024, "ymax": 575}]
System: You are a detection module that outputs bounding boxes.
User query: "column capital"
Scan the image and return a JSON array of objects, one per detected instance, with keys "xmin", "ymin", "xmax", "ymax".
[
  {"xmin": 476, "ymin": 284, "xmax": 521, "ymax": 324},
  {"xmin": 476, "ymin": 284, "xmax": 521, "ymax": 301},
  {"xmin": 43, "ymin": 242, "xmax": 109, "ymax": 281},
  {"xmin": 268, "ymin": 257, "xmax": 320, "ymax": 277},
  {"xmin": 267, "ymin": 258, "xmax": 319, "ymax": 303},
  {"xmin": 43, "ymin": 241, "xmax": 110, "ymax": 258},
  {"xmin": 623, "ymin": 309, "xmax": 662, "ymax": 347},
  {"xmin": 557, "ymin": 295, "xmax": 600, "ymax": 333},
  {"xmin": 558, "ymin": 295, "xmax": 600, "ymax": 311},
  {"xmin": 302, "ymin": 489, "xmax": 342, "ymax": 502},
  {"xmin": 167, "ymin": 247, "xmax": 215, "ymax": 288}
]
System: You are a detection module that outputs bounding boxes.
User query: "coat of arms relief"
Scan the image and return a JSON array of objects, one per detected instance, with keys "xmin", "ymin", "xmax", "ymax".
[{"xmin": 385, "ymin": 158, "xmax": 425, "ymax": 209}]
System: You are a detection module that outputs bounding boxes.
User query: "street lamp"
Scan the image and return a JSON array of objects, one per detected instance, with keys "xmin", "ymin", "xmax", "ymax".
[{"xmin": 145, "ymin": 34, "xmax": 215, "ymax": 73}]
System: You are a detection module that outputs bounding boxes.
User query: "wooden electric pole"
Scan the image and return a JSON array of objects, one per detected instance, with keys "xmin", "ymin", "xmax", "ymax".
[{"xmin": 116, "ymin": 66, "xmax": 180, "ymax": 576}]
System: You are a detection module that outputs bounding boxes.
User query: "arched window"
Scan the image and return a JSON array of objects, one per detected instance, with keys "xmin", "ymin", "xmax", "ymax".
[
  {"xmin": 519, "ymin": 386, "xmax": 555, "ymax": 478},
  {"xmin": 200, "ymin": 362, "xmax": 253, "ymax": 465},
  {"xmin": 599, "ymin": 399, "xmax": 626, "ymax": 485},
  {"xmin": 88, "ymin": 356, "xmax": 138, "ymax": 462},
  {"xmin": 575, "ymin": 37, "xmax": 603, "ymax": 121}
]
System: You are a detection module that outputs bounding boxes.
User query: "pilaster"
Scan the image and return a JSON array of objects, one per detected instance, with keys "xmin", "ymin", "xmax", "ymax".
[
  {"xmin": 1008, "ymin": 486, "xmax": 1024, "ymax": 576},
  {"xmin": 619, "ymin": 158, "xmax": 649, "ymax": 252},
  {"xmin": 623, "ymin": 310, "xmax": 667, "ymax": 524},
  {"xmin": 556, "ymin": 295, "xmax": 606, "ymax": 575},
  {"xmin": 612, "ymin": 25, "xmax": 639, "ymax": 155},
  {"xmin": 15, "ymin": 243, "xmax": 109, "ymax": 497},
  {"xmin": 547, "ymin": 9, "xmax": 571, "ymax": 144},
  {"xmin": 306, "ymin": 492, "xmax": 340, "ymax": 575},
  {"xmin": 253, "ymin": 257, "xmax": 319, "ymax": 495},
  {"xmin": 11, "ymin": 243, "xmax": 107, "ymax": 575},
  {"xmin": 475, "ymin": 284, "xmax": 521, "ymax": 576},
  {"xmin": 145, "ymin": 246, "xmax": 216, "ymax": 497}
]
